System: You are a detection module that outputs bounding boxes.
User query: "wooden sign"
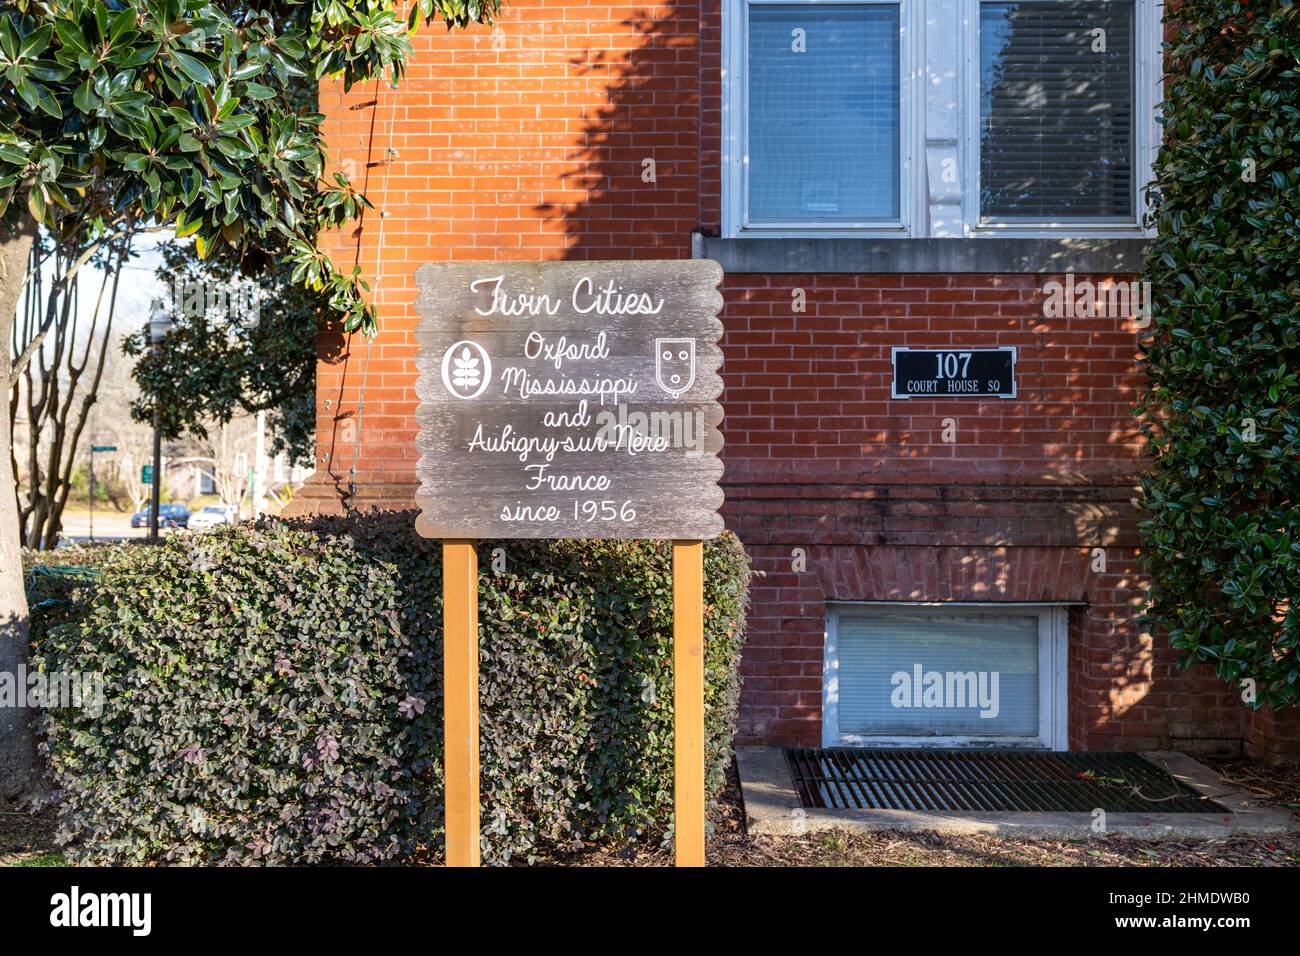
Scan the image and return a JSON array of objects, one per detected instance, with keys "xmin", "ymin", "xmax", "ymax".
[
  {"xmin": 891, "ymin": 346, "xmax": 1017, "ymax": 399},
  {"xmin": 414, "ymin": 259, "xmax": 722, "ymax": 868},
  {"xmin": 414, "ymin": 261, "xmax": 726, "ymax": 540}
]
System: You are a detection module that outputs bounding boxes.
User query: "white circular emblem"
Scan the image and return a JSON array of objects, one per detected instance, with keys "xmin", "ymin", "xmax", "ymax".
[{"xmin": 440, "ymin": 340, "xmax": 492, "ymax": 399}]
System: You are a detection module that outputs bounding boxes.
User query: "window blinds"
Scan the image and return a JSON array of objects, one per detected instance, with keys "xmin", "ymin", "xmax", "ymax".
[
  {"xmin": 835, "ymin": 611, "xmax": 1041, "ymax": 737},
  {"xmin": 747, "ymin": 4, "xmax": 901, "ymax": 222},
  {"xmin": 979, "ymin": 0, "xmax": 1135, "ymax": 219}
]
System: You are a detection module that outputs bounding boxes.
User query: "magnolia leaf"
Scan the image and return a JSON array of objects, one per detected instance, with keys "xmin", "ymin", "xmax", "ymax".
[
  {"xmin": 0, "ymin": 142, "xmax": 28, "ymax": 164},
  {"xmin": 115, "ymin": 41, "xmax": 159, "ymax": 68},
  {"xmin": 18, "ymin": 24, "xmax": 53, "ymax": 58},
  {"xmin": 174, "ymin": 214, "xmax": 202, "ymax": 238},
  {"xmin": 53, "ymin": 19, "xmax": 89, "ymax": 55},
  {"xmin": 72, "ymin": 79, "xmax": 99, "ymax": 110},
  {"xmin": 43, "ymin": 181, "xmax": 72, "ymax": 210},
  {"xmin": 108, "ymin": 8, "xmax": 137, "ymax": 45},
  {"xmin": 172, "ymin": 50, "xmax": 214, "ymax": 85},
  {"xmin": 26, "ymin": 185, "xmax": 46, "ymax": 222}
]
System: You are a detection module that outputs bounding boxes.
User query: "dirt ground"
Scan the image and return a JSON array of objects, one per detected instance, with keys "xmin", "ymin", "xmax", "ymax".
[
  {"xmin": 5, "ymin": 757, "xmax": 1298, "ymax": 867},
  {"xmin": 0, "ymin": 803, "xmax": 60, "ymax": 868},
  {"xmin": 546, "ymin": 758, "xmax": 1300, "ymax": 867}
]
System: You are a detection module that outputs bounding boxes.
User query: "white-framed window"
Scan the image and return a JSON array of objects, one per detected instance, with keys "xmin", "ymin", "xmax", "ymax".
[
  {"xmin": 722, "ymin": 0, "xmax": 1161, "ymax": 238},
  {"xmin": 724, "ymin": 0, "xmax": 917, "ymax": 236},
  {"xmin": 964, "ymin": 0, "xmax": 1159, "ymax": 236},
  {"xmin": 822, "ymin": 603, "xmax": 1069, "ymax": 748}
]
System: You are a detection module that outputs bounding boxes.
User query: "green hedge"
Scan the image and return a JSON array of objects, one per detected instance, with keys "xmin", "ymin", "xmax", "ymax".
[
  {"xmin": 31, "ymin": 513, "xmax": 751, "ymax": 865},
  {"xmin": 1138, "ymin": 1, "xmax": 1300, "ymax": 707}
]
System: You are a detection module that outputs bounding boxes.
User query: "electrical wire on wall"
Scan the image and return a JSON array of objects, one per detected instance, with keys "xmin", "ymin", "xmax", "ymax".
[{"xmin": 344, "ymin": 76, "xmax": 400, "ymax": 514}]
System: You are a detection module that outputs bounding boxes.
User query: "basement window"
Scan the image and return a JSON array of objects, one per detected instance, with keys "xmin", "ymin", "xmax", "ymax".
[{"xmin": 822, "ymin": 603, "xmax": 1068, "ymax": 749}]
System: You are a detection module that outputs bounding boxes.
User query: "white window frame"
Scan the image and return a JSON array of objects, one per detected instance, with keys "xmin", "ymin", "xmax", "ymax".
[
  {"xmin": 721, "ymin": 0, "xmax": 1162, "ymax": 239},
  {"xmin": 962, "ymin": 0, "xmax": 1162, "ymax": 238},
  {"xmin": 822, "ymin": 602, "xmax": 1070, "ymax": 749},
  {"xmin": 722, "ymin": 0, "xmax": 919, "ymax": 237}
]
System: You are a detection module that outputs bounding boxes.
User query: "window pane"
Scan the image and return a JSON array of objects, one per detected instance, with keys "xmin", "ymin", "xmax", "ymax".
[
  {"xmin": 980, "ymin": 0, "xmax": 1134, "ymax": 219},
  {"xmin": 837, "ymin": 612, "xmax": 1040, "ymax": 736},
  {"xmin": 747, "ymin": 5, "xmax": 900, "ymax": 223}
]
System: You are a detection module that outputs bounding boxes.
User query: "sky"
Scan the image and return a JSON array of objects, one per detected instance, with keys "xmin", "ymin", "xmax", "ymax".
[
  {"xmin": 18, "ymin": 228, "xmax": 174, "ymax": 345},
  {"xmin": 88, "ymin": 229, "xmax": 175, "ymax": 336}
]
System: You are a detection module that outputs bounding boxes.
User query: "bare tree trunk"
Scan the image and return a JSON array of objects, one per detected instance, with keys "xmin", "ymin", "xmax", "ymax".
[
  {"xmin": 0, "ymin": 209, "xmax": 39, "ymax": 799},
  {"xmin": 35, "ymin": 245, "xmax": 125, "ymax": 549},
  {"xmin": 12, "ymin": 235, "xmax": 131, "ymax": 550}
]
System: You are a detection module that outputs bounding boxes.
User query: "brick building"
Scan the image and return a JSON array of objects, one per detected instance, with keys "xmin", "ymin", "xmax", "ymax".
[{"xmin": 292, "ymin": 0, "xmax": 1292, "ymax": 759}]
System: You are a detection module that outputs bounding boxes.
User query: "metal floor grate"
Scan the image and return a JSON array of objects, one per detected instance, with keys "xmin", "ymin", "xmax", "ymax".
[{"xmin": 785, "ymin": 749, "xmax": 1230, "ymax": 813}]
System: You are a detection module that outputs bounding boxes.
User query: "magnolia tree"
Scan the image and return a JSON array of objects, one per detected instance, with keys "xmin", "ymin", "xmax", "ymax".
[{"xmin": 0, "ymin": 0, "xmax": 501, "ymax": 797}]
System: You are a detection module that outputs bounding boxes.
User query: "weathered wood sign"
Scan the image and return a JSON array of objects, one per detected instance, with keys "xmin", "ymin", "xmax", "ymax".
[
  {"xmin": 891, "ymin": 346, "xmax": 1018, "ymax": 399},
  {"xmin": 414, "ymin": 260, "xmax": 726, "ymax": 540},
  {"xmin": 414, "ymin": 259, "xmax": 723, "ymax": 867}
]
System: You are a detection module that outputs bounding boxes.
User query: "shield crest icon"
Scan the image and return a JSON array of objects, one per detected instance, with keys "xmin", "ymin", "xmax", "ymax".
[{"xmin": 655, "ymin": 337, "xmax": 696, "ymax": 398}]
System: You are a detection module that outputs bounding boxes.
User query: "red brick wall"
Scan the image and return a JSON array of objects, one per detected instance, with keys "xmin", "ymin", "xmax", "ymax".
[
  {"xmin": 1246, "ymin": 707, "xmax": 1300, "ymax": 765},
  {"xmin": 297, "ymin": 0, "xmax": 1251, "ymax": 755},
  {"xmin": 719, "ymin": 270, "xmax": 1244, "ymax": 752},
  {"xmin": 718, "ymin": 273, "xmax": 1145, "ymax": 483},
  {"xmin": 306, "ymin": 2, "xmax": 704, "ymax": 504}
]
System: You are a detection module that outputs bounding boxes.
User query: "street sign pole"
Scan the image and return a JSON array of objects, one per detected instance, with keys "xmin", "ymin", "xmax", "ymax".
[
  {"xmin": 442, "ymin": 539, "xmax": 480, "ymax": 867},
  {"xmin": 149, "ymin": 403, "xmax": 162, "ymax": 544},
  {"xmin": 148, "ymin": 299, "xmax": 172, "ymax": 544},
  {"xmin": 88, "ymin": 445, "xmax": 117, "ymax": 545},
  {"xmin": 673, "ymin": 540, "xmax": 705, "ymax": 867}
]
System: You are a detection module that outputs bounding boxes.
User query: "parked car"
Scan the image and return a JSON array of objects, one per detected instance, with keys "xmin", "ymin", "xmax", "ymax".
[
  {"xmin": 188, "ymin": 505, "xmax": 239, "ymax": 530},
  {"xmin": 130, "ymin": 503, "xmax": 191, "ymax": 528}
]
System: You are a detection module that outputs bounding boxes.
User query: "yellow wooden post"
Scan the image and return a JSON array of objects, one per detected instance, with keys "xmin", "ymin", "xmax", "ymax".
[
  {"xmin": 443, "ymin": 539, "xmax": 480, "ymax": 867},
  {"xmin": 673, "ymin": 539, "xmax": 706, "ymax": 867}
]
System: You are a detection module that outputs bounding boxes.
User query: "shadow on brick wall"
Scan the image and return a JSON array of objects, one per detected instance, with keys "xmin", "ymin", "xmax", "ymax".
[{"xmin": 537, "ymin": 4, "xmax": 703, "ymax": 259}]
